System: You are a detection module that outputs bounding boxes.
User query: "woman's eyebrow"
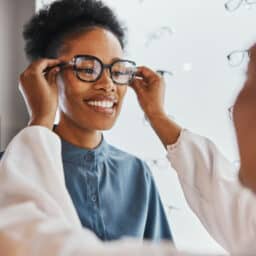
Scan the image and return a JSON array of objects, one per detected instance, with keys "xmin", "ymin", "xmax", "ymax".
[{"xmin": 110, "ymin": 57, "xmax": 126, "ymax": 62}]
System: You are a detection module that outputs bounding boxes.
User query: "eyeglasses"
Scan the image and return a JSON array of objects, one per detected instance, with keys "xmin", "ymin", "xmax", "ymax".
[
  {"xmin": 145, "ymin": 26, "xmax": 174, "ymax": 47},
  {"xmin": 227, "ymin": 49, "xmax": 249, "ymax": 67},
  {"xmin": 51, "ymin": 55, "xmax": 137, "ymax": 85},
  {"xmin": 224, "ymin": 0, "xmax": 256, "ymax": 12}
]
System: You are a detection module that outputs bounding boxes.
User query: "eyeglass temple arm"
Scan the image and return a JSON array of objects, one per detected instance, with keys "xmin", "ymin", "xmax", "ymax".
[
  {"xmin": 156, "ymin": 70, "xmax": 173, "ymax": 76},
  {"xmin": 134, "ymin": 69, "xmax": 173, "ymax": 80},
  {"xmin": 43, "ymin": 61, "xmax": 73, "ymax": 74}
]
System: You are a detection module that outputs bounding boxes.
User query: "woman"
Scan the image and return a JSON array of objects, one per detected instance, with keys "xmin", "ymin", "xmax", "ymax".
[{"xmin": 13, "ymin": 0, "xmax": 173, "ymax": 242}]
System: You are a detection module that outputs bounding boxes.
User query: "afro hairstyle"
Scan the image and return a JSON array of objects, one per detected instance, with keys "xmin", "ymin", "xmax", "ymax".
[{"xmin": 23, "ymin": 0, "xmax": 126, "ymax": 61}]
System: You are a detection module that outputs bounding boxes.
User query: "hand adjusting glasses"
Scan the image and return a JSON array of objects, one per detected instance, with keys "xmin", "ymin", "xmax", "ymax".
[{"xmin": 45, "ymin": 55, "xmax": 137, "ymax": 85}]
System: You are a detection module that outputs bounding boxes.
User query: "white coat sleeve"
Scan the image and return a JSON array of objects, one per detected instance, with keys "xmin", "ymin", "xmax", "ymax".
[
  {"xmin": 0, "ymin": 126, "xmax": 178, "ymax": 256},
  {"xmin": 167, "ymin": 129, "xmax": 256, "ymax": 254}
]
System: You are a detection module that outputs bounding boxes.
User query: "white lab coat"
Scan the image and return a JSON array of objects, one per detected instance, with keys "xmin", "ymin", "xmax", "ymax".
[
  {"xmin": 0, "ymin": 126, "xmax": 254, "ymax": 255},
  {"xmin": 167, "ymin": 129, "xmax": 256, "ymax": 255},
  {"xmin": 0, "ymin": 126, "xmax": 190, "ymax": 256}
]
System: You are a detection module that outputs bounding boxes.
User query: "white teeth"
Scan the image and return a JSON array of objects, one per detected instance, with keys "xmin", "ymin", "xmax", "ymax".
[{"xmin": 87, "ymin": 101, "xmax": 115, "ymax": 108}]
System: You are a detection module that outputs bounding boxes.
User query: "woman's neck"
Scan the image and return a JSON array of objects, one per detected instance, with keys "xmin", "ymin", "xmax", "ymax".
[{"xmin": 54, "ymin": 114, "xmax": 102, "ymax": 149}]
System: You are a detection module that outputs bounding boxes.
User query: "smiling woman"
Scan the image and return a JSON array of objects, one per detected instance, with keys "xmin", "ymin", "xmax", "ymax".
[
  {"xmin": 18, "ymin": 0, "xmax": 173, "ymax": 242},
  {"xmin": 53, "ymin": 28, "xmax": 129, "ymax": 133}
]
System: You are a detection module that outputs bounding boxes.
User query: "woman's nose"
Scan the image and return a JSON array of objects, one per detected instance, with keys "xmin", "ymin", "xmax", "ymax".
[{"xmin": 93, "ymin": 69, "xmax": 116, "ymax": 92}]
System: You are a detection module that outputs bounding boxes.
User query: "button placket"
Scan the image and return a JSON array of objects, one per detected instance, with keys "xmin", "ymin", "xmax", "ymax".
[
  {"xmin": 85, "ymin": 153, "xmax": 99, "ymax": 206},
  {"xmin": 83, "ymin": 151, "xmax": 106, "ymax": 239}
]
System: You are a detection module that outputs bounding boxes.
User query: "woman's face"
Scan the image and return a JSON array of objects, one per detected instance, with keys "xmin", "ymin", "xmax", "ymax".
[{"xmin": 57, "ymin": 28, "xmax": 127, "ymax": 131}]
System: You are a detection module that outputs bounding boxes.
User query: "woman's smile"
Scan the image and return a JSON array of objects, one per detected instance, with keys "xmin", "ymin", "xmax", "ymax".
[{"xmin": 83, "ymin": 94, "xmax": 118, "ymax": 115}]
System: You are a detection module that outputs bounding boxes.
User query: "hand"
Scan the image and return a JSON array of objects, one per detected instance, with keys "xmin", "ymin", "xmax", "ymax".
[
  {"xmin": 130, "ymin": 66, "xmax": 181, "ymax": 147},
  {"xmin": 19, "ymin": 58, "xmax": 61, "ymax": 129},
  {"xmin": 130, "ymin": 66, "xmax": 167, "ymax": 119}
]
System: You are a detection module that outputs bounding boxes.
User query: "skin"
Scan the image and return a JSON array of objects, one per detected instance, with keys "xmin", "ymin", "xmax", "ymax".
[
  {"xmin": 20, "ymin": 28, "xmax": 127, "ymax": 149},
  {"xmin": 233, "ymin": 44, "xmax": 256, "ymax": 192},
  {"xmin": 130, "ymin": 67, "xmax": 182, "ymax": 147}
]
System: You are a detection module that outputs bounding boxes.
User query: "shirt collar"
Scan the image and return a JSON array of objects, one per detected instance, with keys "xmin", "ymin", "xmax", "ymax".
[{"xmin": 60, "ymin": 135, "xmax": 108, "ymax": 166}]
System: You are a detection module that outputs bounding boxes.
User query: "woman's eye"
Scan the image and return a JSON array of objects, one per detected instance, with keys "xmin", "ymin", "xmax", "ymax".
[
  {"xmin": 112, "ymin": 71, "xmax": 127, "ymax": 76},
  {"xmin": 83, "ymin": 68, "xmax": 94, "ymax": 74}
]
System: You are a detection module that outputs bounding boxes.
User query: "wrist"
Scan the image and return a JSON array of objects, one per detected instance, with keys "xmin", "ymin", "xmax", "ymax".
[
  {"xmin": 145, "ymin": 109, "xmax": 168, "ymax": 123},
  {"xmin": 146, "ymin": 110, "xmax": 182, "ymax": 147},
  {"xmin": 28, "ymin": 116, "xmax": 55, "ymax": 130}
]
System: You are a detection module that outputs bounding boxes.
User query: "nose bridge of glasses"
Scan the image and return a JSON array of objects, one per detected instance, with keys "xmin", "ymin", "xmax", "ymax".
[
  {"xmin": 96, "ymin": 64, "xmax": 116, "ymax": 88},
  {"xmin": 101, "ymin": 63, "xmax": 113, "ymax": 79},
  {"xmin": 103, "ymin": 63, "xmax": 112, "ymax": 72}
]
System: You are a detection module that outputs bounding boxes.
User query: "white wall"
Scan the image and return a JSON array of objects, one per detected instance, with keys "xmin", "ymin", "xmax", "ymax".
[{"xmin": 0, "ymin": 0, "xmax": 35, "ymax": 150}]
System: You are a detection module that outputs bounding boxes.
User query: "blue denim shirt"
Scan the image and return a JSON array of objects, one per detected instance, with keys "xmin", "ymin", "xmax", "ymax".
[
  {"xmin": 60, "ymin": 137, "xmax": 173, "ymax": 241},
  {"xmin": 0, "ymin": 136, "xmax": 173, "ymax": 242}
]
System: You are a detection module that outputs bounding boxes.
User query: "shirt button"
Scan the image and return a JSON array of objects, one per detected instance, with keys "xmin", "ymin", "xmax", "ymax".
[
  {"xmin": 85, "ymin": 154, "xmax": 93, "ymax": 161},
  {"xmin": 84, "ymin": 153, "xmax": 94, "ymax": 161},
  {"xmin": 91, "ymin": 195, "xmax": 97, "ymax": 202}
]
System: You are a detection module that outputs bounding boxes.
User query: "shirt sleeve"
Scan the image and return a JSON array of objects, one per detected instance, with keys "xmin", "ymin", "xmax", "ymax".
[
  {"xmin": 0, "ymin": 126, "xmax": 178, "ymax": 256},
  {"xmin": 167, "ymin": 129, "xmax": 256, "ymax": 254},
  {"xmin": 143, "ymin": 164, "xmax": 173, "ymax": 241}
]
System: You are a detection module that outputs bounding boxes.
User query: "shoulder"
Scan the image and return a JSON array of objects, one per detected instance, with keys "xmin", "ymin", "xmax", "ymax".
[
  {"xmin": 107, "ymin": 144, "xmax": 152, "ymax": 178},
  {"xmin": 108, "ymin": 144, "xmax": 148, "ymax": 166}
]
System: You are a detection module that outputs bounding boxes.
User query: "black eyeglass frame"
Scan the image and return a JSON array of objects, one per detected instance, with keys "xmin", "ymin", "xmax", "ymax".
[{"xmin": 56, "ymin": 55, "xmax": 137, "ymax": 85}]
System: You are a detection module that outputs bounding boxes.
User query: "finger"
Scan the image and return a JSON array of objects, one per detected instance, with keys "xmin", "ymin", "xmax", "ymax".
[
  {"xmin": 135, "ymin": 66, "xmax": 161, "ymax": 84},
  {"xmin": 130, "ymin": 76, "xmax": 147, "ymax": 93},
  {"xmin": 29, "ymin": 58, "xmax": 61, "ymax": 74},
  {"xmin": 47, "ymin": 66, "xmax": 60, "ymax": 86}
]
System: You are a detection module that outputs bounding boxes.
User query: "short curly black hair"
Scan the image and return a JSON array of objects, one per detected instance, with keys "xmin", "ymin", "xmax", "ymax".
[{"xmin": 23, "ymin": 0, "xmax": 126, "ymax": 61}]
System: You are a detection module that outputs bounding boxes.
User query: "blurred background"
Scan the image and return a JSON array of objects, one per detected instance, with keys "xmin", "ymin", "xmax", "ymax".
[{"xmin": 1, "ymin": 0, "xmax": 256, "ymax": 254}]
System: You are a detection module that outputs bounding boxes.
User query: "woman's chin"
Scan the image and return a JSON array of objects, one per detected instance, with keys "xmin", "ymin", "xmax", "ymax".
[{"xmin": 79, "ymin": 120, "xmax": 116, "ymax": 131}]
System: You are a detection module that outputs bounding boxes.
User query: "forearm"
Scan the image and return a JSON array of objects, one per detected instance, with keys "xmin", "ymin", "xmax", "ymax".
[
  {"xmin": 28, "ymin": 114, "xmax": 55, "ymax": 130},
  {"xmin": 147, "ymin": 112, "xmax": 182, "ymax": 148}
]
